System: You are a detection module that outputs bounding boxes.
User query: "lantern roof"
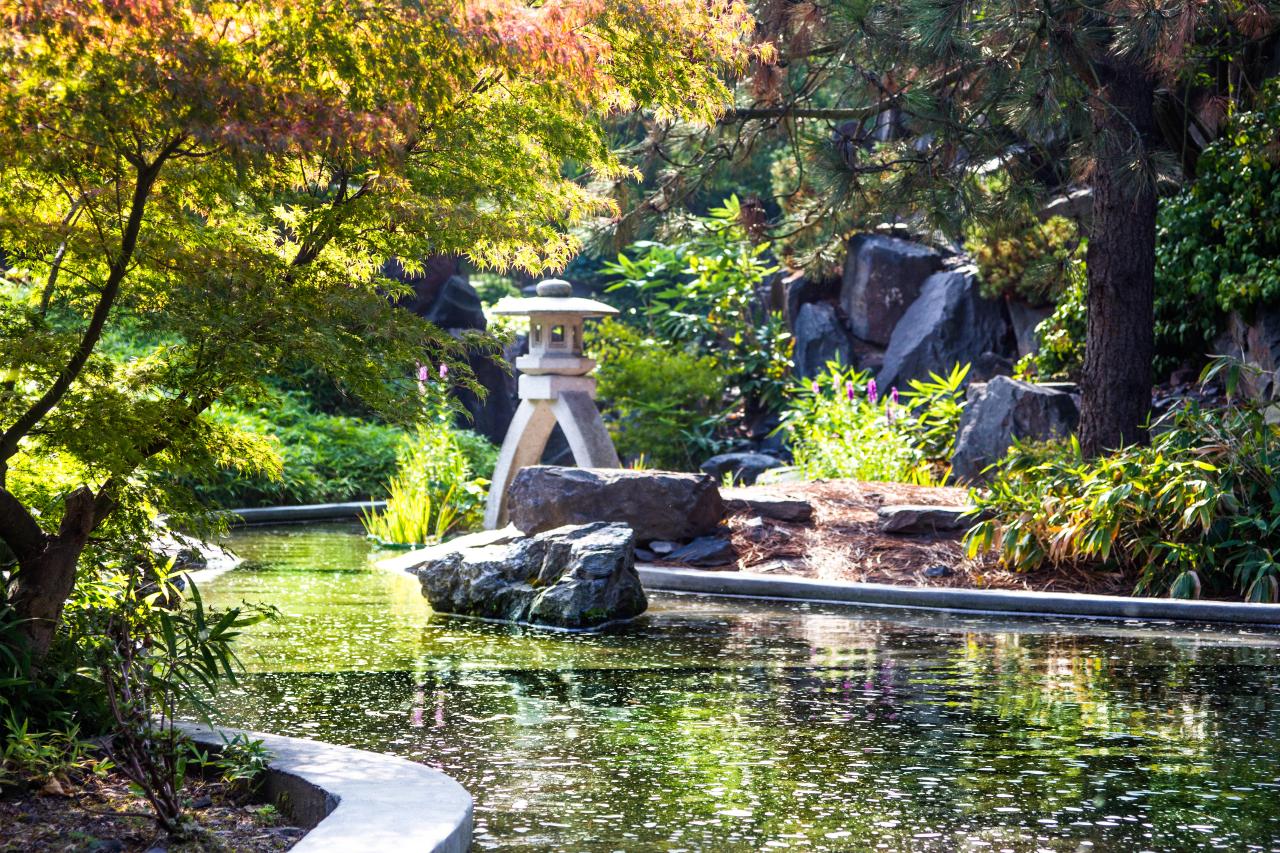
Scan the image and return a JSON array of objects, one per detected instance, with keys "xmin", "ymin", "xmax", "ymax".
[{"xmin": 490, "ymin": 279, "xmax": 618, "ymax": 318}]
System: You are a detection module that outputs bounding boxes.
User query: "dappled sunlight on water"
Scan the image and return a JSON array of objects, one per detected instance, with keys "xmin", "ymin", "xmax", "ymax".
[{"xmin": 203, "ymin": 524, "xmax": 1280, "ymax": 851}]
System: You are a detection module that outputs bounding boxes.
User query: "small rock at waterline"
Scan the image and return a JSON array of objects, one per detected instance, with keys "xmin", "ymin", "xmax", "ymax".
[
  {"xmin": 923, "ymin": 565, "xmax": 953, "ymax": 578},
  {"xmin": 648, "ymin": 540, "xmax": 678, "ymax": 556},
  {"xmin": 666, "ymin": 536, "xmax": 737, "ymax": 568}
]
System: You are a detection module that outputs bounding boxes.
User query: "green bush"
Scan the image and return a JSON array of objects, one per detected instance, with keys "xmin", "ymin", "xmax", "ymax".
[
  {"xmin": 361, "ymin": 422, "xmax": 496, "ymax": 547},
  {"xmin": 1154, "ymin": 79, "xmax": 1280, "ymax": 373},
  {"xmin": 1016, "ymin": 259, "xmax": 1088, "ymax": 380},
  {"xmin": 780, "ymin": 362, "xmax": 968, "ymax": 485},
  {"xmin": 967, "ymin": 359, "xmax": 1280, "ymax": 600},
  {"xmin": 183, "ymin": 389, "xmax": 403, "ymax": 508},
  {"xmin": 967, "ymin": 215, "xmax": 1083, "ymax": 305},
  {"xmin": 588, "ymin": 319, "xmax": 728, "ymax": 470},
  {"xmin": 603, "ymin": 196, "xmax": 793, "ymax": 419}
]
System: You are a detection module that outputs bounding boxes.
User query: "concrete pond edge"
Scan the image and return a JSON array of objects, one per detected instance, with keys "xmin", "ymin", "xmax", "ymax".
[
  {"xmin": 638, "ymin": 565, "xmax": 1280, "ymax": 627},
  {"xmin": 175, "ymin": 722, "xmax": 472, "ymax": 853},
  {"xmin": 223, "ymin": 501, "xmax": 385, "ymax": 526}
]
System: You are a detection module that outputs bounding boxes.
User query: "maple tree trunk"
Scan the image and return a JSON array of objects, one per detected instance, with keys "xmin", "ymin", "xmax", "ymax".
[
  {"xmin": 3, "ymin": 487, "xmax": 104, "ymax": 660},
  {"xmin": 1079, "ymin": 63, "xmax": 1159, "ymax": 457}
]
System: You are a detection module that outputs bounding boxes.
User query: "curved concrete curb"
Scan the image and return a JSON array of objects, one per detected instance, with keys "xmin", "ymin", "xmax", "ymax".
[
  {"xmin": 225, "ymin": 501, "xmax": 385, "ymax": 526},
  {"xmin": 177, "ymin": 722, "xmax": 472, "ymax": 853},
  {"xmin": 639, "ymin": 565, "xmax": 1280, "ymax": 627}
]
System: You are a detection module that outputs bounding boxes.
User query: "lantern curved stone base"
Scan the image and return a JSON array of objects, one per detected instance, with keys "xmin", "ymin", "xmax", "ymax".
[{"xmin": 484, "ymin": 388, "xmax": 620, "ymax": 530}]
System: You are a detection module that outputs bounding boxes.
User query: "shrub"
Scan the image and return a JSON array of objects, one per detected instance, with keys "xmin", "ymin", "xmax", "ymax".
[
  {"xmin": 603, "ymin": 196, "xmax": 793, "ymax": 419},
  {"xmin": 780, "ymin": 362, "xmax": 968, "ymax": 484},
  {"xmin": 967, "ymin": 358, "xmax": 1280, "ymax": 600},
  {"xmin": 587, "ymin": 319, "xmax": 728, "ymax": 470},
  {"xmin": 967, "ymin": 215, "xmax": 1083, "ymax": 305},
  {"xmin": 185, "ymin": 389, "xmax": 403, "ymax": 508},
  {"xmin": 1154, "ymin": 79, "xmax": 1280, "ymax": 373},
  {"xmin": 361, "ymin": 423, "xmax": 496, "ymax": 547},
  {"xmin": 70, "ymin": 555, "xmax": 274, "ymax": 833},
  {"xmin": 1016, "ymin": 259, "xmax": 1088, "ymax": 380}
]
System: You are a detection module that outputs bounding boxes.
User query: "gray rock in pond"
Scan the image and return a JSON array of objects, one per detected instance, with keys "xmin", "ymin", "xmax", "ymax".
[
  {"xmin": 840, "ymin": 234, "xmax": 943, "ymax": 346},
  {"xmin": 666, "ymin": 536, "xmax": 737, "ymax": 568},
  {"xmin": 950, "ymin": 376, "xmax": 1080, "ymax": 483},
  {"xmin": 792, "ymin": 302, "xmax": 855, "ymax": 378},
  {"xmin": 507, "ymin": 466, "xmax": 725, "ymax": 541},
  {"xmin": 415, "ymin": 522, "xmax": 647, "ymax": 629},
  {"xmin": 878, "ymin": 504, "xmax": 974, "ymax": 535},
  {"xmin": 876, "ymin": 268, "xmax": 1012, "ymax": 391},
  {"xmin": 700, "ymin": 452, "xmax": 785, "ymax": 486},
  {"xmin": 148, "ymin": 525, "xmax": 240, "ymax": 574}
]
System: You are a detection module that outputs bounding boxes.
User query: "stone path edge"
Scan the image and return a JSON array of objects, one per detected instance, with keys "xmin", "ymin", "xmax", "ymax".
[
  {"xmin": 638, "ymin": 565, "xmax": 1280, "ymax": 627},
  {"xmin": 175, "ymin": 722, "xmax": 472, "ymax": 853}
]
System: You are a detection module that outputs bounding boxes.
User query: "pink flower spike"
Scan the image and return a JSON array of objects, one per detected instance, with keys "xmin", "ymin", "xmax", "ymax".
[
  {"xmin": 439, "ymin": 362, "xmax": 449, "ymax": 379},
  {"xmin": 416, "ymin": 363, "xmax": 430, "ymax": 383},
  {"xmin": 845, "ymin": 380, "xmax": 856, "ymax": 402},
  {"xmin": 810, "ymin": 380, "xmax": 821, "ymax": 395},
  {"xmin": 867, "ymin": 379, "xmax": 878, "ymax": 405},
  {"xmin": 890, "ymin": 386, "xmax": 899, "ymax": 404}
]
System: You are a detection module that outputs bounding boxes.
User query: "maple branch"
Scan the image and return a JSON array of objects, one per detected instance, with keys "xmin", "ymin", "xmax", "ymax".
[{"xmin": 0, "ymin": 137, "xmax": 184, "ymax": 469}]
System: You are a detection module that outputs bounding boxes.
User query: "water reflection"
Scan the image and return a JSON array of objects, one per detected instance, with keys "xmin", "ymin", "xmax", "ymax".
[{"xmin": 203, "ymin": 525, "xmax": 1280, "ymax": 852}]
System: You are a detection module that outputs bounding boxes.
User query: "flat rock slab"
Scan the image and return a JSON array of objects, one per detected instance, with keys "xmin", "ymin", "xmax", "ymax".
[
  {"xmin": 415, "ymin": 522, "xmax": 647, "ymax": 629},
  {"xmin": 508, "ymin": 466, "xmax": 724, "ymax": 541},
  {"xmin": 722, "ymin": 490, "xmax": 814, "ymax": 523},
  {"xmin": 666, "ymin": 536, "xmax": 737, "ymax": 568},
  {"xmin": 878, "ymin": 504, "xmax": 975, "ymax": 534}
]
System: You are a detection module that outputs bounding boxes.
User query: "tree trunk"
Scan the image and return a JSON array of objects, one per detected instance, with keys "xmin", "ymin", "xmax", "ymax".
[
  {"xmin": 1080, "ymin": 63, "xmax": 1159, "ymax": 456},
  {"xmin": 4, "ymin": 487, "xmax": 102, "ymax": 659}
]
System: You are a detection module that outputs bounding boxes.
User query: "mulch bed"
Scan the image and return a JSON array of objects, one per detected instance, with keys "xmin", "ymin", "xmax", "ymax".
[
  {"xmin": 680, "ymin": 479, "xmax": 1134, "ymax": 596},
  {"xmin": 0, "ymin": 770, "xmax": 302, "ymax": 853}
]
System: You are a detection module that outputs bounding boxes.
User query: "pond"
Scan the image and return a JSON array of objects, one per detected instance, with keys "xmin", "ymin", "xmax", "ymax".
[{"xmin": 202, "ymin": 524, "xmax": 1280, "ymax": 852}]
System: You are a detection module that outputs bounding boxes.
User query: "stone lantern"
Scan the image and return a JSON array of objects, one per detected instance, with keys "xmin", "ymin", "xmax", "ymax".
[{"xmin": 483, "ymin": 279, "xmax": 621, "ymax": 529}]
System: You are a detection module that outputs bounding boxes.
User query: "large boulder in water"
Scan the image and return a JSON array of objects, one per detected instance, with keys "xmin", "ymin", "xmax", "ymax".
[
  {"xmin": 840, "ymin": 234, "xmax": 943, "ymax": 345},
  {"xmin": 950, "ymin": 376, "xmax": 1079, "ymax": 483},
  {"xmin": 507, "ymin": 466, "xmax": 724, "ymax": 540},
  {"xmin": 876, "ymin": 268, "xmax": 1012, "ymax": 391},
  {"xmin": 414, "ymin": 522, "xmax": 647, "ymax": 629}
]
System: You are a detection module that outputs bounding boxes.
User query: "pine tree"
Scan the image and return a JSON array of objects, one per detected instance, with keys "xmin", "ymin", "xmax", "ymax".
[{"xmin": 650, "ymin": 0, "xmax": 1279, "ymax": 454}]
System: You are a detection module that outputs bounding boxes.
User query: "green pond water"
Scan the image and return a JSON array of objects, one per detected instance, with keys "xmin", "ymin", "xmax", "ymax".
[{"xmin": 203, "ymin": 523, "xmax": 1280, "ymax": 852}]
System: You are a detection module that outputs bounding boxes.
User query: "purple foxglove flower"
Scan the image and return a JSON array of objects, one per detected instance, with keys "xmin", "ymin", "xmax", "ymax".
[
  {"xmin": 890, "ymin": 386, "xmax": 899, "ymax": 404},
  {"xmin": 845, "ymin": 380, "xmax": 856, "ymax": 402},
  {"xmin": 867, "ymin": 379, "xmax": 878, "ymax": 405},
  {"xmin": 416, "ymin": 362, "xmax": 429, "ymax": 394}
]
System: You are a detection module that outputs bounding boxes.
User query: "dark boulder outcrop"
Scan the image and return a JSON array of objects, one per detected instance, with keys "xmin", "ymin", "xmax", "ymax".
[
  {"xmin": 507, "ymin": 467, "xmax": 725, "ymax": 541},
  {"xmin": 1221, "ymin": 308, "xmax": 1280, "ymax": 398},
  {"xmin": 950, "ymin": 376, "xmax": 1080, "ymax": 483},
  {"xmin": 384, "ymin": 255, "xmax": 466, "ymax": 317},
  {"xmin": 1007, "ymin": 300, "xmax": 1054, "ymax": 359},
  {"xmin": 840, "ymin": 235, "xmax": 943, "ymax": 345},
  {"xmin": 699, "ymin": 452, "xmax": 785, "ymax": 486},
  {"xmin": 792, "ymin": 302, "xmax": 855, "ymax": 378},
  {"xmin": 415, "ymin": 522, "xmax": 646, "ymax": 629},
  {"xmin": 876, "ymin": 269, "xmax": 1012, "ymax": 391}
]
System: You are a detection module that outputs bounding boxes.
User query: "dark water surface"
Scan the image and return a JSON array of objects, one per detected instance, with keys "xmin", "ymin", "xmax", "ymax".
[{"xmin": 203, "ymin": 524, "xmax": 1280, "ymax": 852}]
